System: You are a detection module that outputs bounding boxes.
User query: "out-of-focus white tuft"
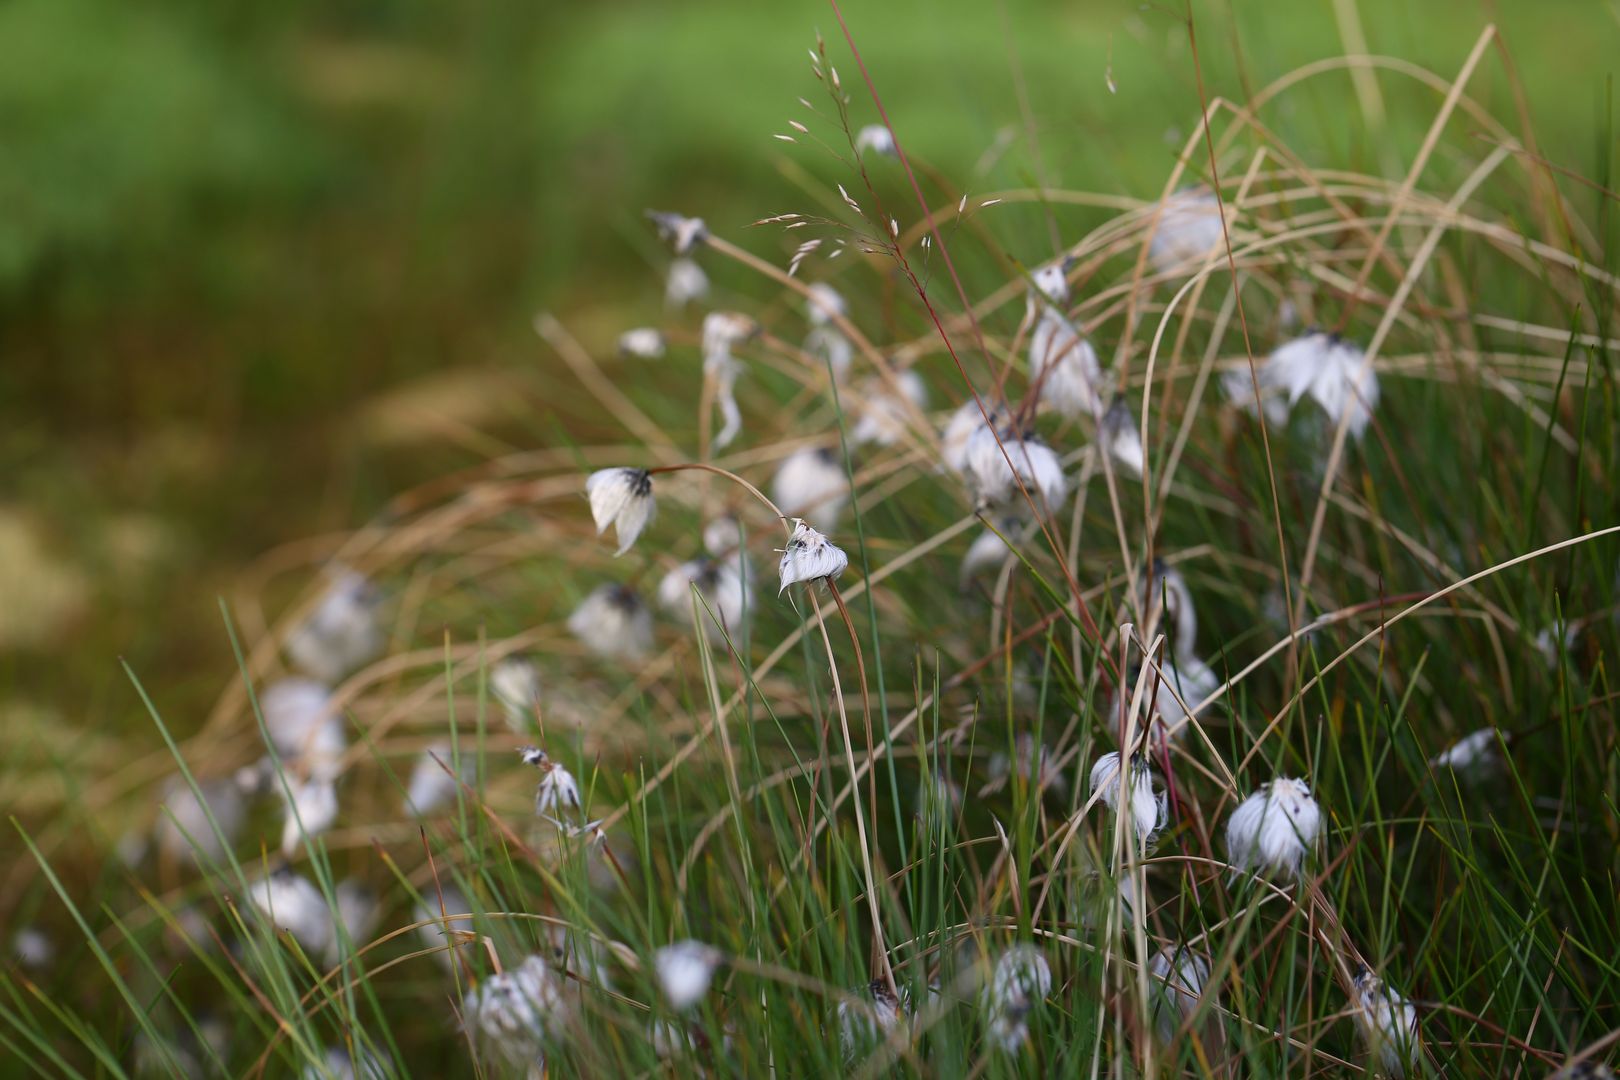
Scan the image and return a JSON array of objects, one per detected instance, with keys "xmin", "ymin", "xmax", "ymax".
[
  {"xmin": 1221, "ymin": 364, "xmax": 1291, "ymax": 427},
  {"xmin": 980, "ymin": 945, "xmax": 1052, "ymax": 1053},
  {"xmin": 1100, "ymin": 398, "xmax": 1146, "ymax": 477},
  {"xmin": 278, "ymin": 777, "xmax": 339, "ymax": 857},
  {"xmin": 655, "ymin": 940, "xmax": 721, "ymax": 1011},
  {"xmin": 261, "ymin": 678, "xmax": 346, "ymax": 783},
  {"xmin": 617, "ymin": 327, "xmax": 666, "ymax": 359},
  {"xmin": 585, "ymin": 467, "xmax": 656, "ymax": 556},
  {"xmin": 491, "ymin": 657, "xmax": 542, "ymax": 733},
  {"xmin": 984, "ymin": 734, "xmax": 1068, "ymax": 800},
  {"xmin": 837, "ymin": 980, "xmax": 907, "ymax": 1058},
  {"xmin": 1149, "ymin": 946, "xmax": 1211, "ymax": 1045},
  {"xmin": 665, "ymin": 257, "xmax": 710, "ymax": 309},
  {"xmin": 1259, "ymin": 332, "xmax": 1380, "ymax": 438},
  {"xmin": 155, "ymin": 776, "xmax": 248, "ymax": 865},
  {"xmin": 804, "ymin": 283, "xmax": 853, "ymax": 382},
  {"xmin": 1147, "ymin": 187, "xmax": 1225, "ymax": 275},
  {"xmin": 645, "ymin": 210, "xmax": 708, "ymax": 255},
  {"xmin": 960, "ymin": 516, "xmax": 1024, "ymax": 582},
  {"xmin": 851, "ymin": 369, "xmax": 928, "ymax": 447},
  {"xmin": 1429, "ymin": 727, "xmax": 1502, "ymax": 776},
  {"xmin": 329, "ymin": 878, "xmax": 380, "ymax": 965},
  {"xmin": 1088, "ymin": 751, "xmax": 1167, "ymax": 847},
  {"xmin": 1225, "ymin": 777, "xmax": 1322, "ymax": 881},
  {"xmin": 1351, "ymin": 969, "xmax": 1421, "ymax": 1078},
  {"xmin": 404, "ymin": 743, "xmax": 474, "ymax": 817},
  {"xmin": 247, "ymin": 869, "xmax": 335, "ymax": 958},
  {"xmin": 702, "ymin": 312, "xmax": 760, "ymax": 449},
  {"xmin": 413, "ymin": 884, "xmax": 473, "ymax": 973},
  {"xmin": 285, "ymin": 568, "xmax": 383, "ymax": 686},
  {"xmin": 772, "ymin": 446, "xmax": 849, "ymax": 526},
  {"xmin": 965, "ymin": 426, "xmax": 1066, "ymax": 510},
  {"xmin": 11, "ymin": 926, "xmax": 54, "ymax": 971},
  {"xmin": 464, "ymin": 954, "xmax": 567, "ymax": 1067},
  {"xmin": 777, "ymin": 519, "xmax": 849, "ymax": 594},
  {"xmin": 854, "ymin": 124, "xmax": 897, "ymax": 156},
  {"xmin": 1026, "ymin": 259, "xmax": 1103, "ymax": 419},
  {"xmin": 568, "ymin": 584, "xmax": 654, "ymax": 661},
  {"xmin": 659, "ymin": 557, "xmax": 750, "ymax": 643},
  {"xmin": 941, "ymin": 400, "xmax": 1000, "ymax": 475}
]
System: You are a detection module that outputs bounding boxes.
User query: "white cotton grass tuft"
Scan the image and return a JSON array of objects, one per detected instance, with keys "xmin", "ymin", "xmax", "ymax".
[
  {"xmin": 1351, "ymin": 969, "xmax": 1421, "ymax": 1077},
  {"xmin": 964, "ymin": 425, "xmax": 1067, "ymax": 510},
  {"xmin": 1429, "ymin": 727, "xmax": 1502, "ymax": 776},
  {"xmin": 645, "ymin": 210, "xmax": 708, "ymax": 255},
  {"xmin": 278, "ymin": 777, "xmax": 339, "ymax": 857},
  {"xmin": 1149, "ymin": 946, "xmax": 1211, "ymax": 1045},
  {"xmin": 299, "ymin": 1045, "xmax": 388, "ymax": 1080},
  {"xmin": 854, "ymin": 124, "xmax": 897, "ymax": 156},
  {"xmin": 702, "ymin": 312, "xmax": 760, "ymax": 449},
  {"xmin": 771, "ymin": 445, "xmax": 849, "ymax": 525},
  {"xmin": 260, "ymin": 678, "xmax": 346, "ymax": 782},
  {"xmin": 585, "ymin": 467, "xmax": 656, "ymax": 556},
  {"xmin": 1025, "ymin": 258, "xmax": 1103, "ymax": 419},
  {"xmin": 1225, "ymin": 776, "xmax": 1322, "ymax": 881},
  {"xmin": 155, "ymin": 775, "xmax": 249, "ymax": 865},
  {"xmin": 616, "ymin": 327, "xmax": 666, "ymax": 359},
  {"xmin": 403, "ymin": 743, "xmax": 474, "ymax": 817},
  {"xmin": 284, "ymin": 567, "xmax": 383, "ymax": 686},
  {"xmin": 777, "ymin": 519, "xmax": 849, "ymax": 594},
  {"xmin": 247, "ymin": 868, "xmax": 335, "ymax": 958},
  {"xmin": 520, "ymin": 746, "xmax": 582, "ymax": 816},
  {"xmin": 11, "ymin": 926, "xmax": 54, "ymax": 971},
  {"xmin": 702, "ymin": 515, "xmax": 746, "ymax": 558},
  {"xmin": 658, "ymin": 557, "xmax": 750, "ymax": 642},
  {"xmin": 1100, "ymin": 397, "xmax": 1146, "ymax": 477},
  {"xmin": 1221, "ymin": 364, "xmax": 1291, "ymax": 427},
  {"xmin": 941, "ymin": 399, "xmax": 997, "ymax": 475},
  {"xmin": 465, "ymin": 954, "xmax": 568, "ymax": 1067},
  {"xmin": 1259, "ymin": 331, "xmax": 1380, "ymax": 438},
  {"xmin": 804, "ymin": 283, "xmax": 853, "ymax": 382},
  {"xmin": 980, "ymin": 945, "xmax": 1052, "ymax": 1053},
  {"xmin": 567, "ymin": 584, "xmax": 654, "ymax": 661},
  {"xmin": 1147, "ymin": 187, "xmax": 1225, "ymax": 275},
  {"xmin": 1141, "ymin": 654, "xmax": 1219, "ymax": 745},
  {"xmin": 1535, "ymin": 623, "xmax": 1578, "ymax": 669},
  {"xmin": 1088, "ymin": 751, "xmax": 1167, "ymax": 847},
  {"xmin": 850, "ymin": 369, "xmax": 928, "ymax": 447},
  {"xmin": 837, "ymin": 980, "xmax": 908, "ymax": 1058},
  {"xmin": 490, "ymin": 656, "xmax": 541, "ymax": 732},
  {"xmin": 664, "ymin": 256, "xmax": 710, "ymax": 309},
  {"xmin": 960, "ymin": 516, "xmax": 1023, "ymax": 582},
  {"xmin": 654, "ymin": 940, "xmax": 722, "ymax": 1011}
]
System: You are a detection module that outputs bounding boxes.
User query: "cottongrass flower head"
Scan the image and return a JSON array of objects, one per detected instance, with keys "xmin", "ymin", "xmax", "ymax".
[
  {"xmin": 491, "ymin": 656, "xmax": 542, "ymax": 732},
  {"xmin": 654, "ymin": 940, "xmax": 722, "ymax": 1011},
  {"xmin": 299, "ymin": 1045, "xmax": 387, "ymax": 1080},
  {"xmin": 1351, "ymin": 969, "xmax": 1420, "ymax": 1078},
  {"xmin": 284, "ymin": 567, "xmax": 383, "ymax": 685},
  {"xmin": 1149, "ymin": 945, "xmax": 1211, "ymax": 1045},
  {"xmin": 850, "ymin": 368, "xmax": 928, "ymax": 447},
  {"xmin": 11, "ymin": 926, "xmax": 53, "ymax": 971},
  {"xmin": 1260, "ymin": 331, "xmax": 1380, "ymax": 438},
  {"xmin": 645, "ymin": 210, "xmax": 708, "ymax": 255},
  {"xmin": 771, "ymin": 445, "xmax": 849, "ymax": 525},
  {"xmin": 854, "ymin": 123, "xmax": 897, "ymax": 156},
  {"xmin": 665, "ymin": 256, "xmax": 710, "ymax": 309},
  {"xmin": 247, "ymin": 868, "xmax": 335, "ymax": 958},
  {"xmin": 1139, "ymin": 654, "xmax": 1218, "ymax": 745},
  {"xmin": 1088, "ymin": 751, "xmax": 1167, "ymax": 848},
  {"xmin": 261, "ymin": 677, "xmax": 346, "ymax": 783},
  {"xmin": 155, "ymin": 776, "xmax": 248, "ymax": 865},
  {"xmin": 278, "ymin": 777, "xmax": 339, "ymax": 856},
  {"xmin": 702, "ymin": 311, "xmax": 760, "ymax": 449},
  {"xmin": 1148, "ymin": 186, "xmax": 1224, "ymax": 274},
  {"xmin": 658, "ymin": 557, "xmax": 750, "ymax": 641},
  {"xmin": 981, "ymin": 945, "xmax": 1052, "ymax": 1053},
  {"xmin": 616, "ymin": 327, "xmax": 666, "ymax": 359},
  {"xmin": 1429, "ymin": 727, "xmax": 1502, "ymax": 777},
  {"xmin": 702, "ymin": 515, "xmax": 745, "ymax": 559},
  {"xmin": 520, "ymin": 747, "xmax": 582, "ymax": 816},
  {"xmin": 1221, "ymin": 363, "xmax": 1291, "ymax": 427},
  {"xmin": 585, "ymin": 467, "xmax": 655, "ymax": 556},
  {"xmin": 1225, "ymin": 776, "xmax": 1322, "ymax": 881},
  {"xmin": 567, "ymin": 584, "xmax": 654, "ymax": 661},
  {"xmin": 1100, "ymin": 397, "xmax": 1146, "ymax": 477},
  {"xmin": 804, "ymin": 282, "xmax": 852, "ymax": 382},
  {"xmin": 838, "ymin": 980, "xmax": 907, "ymax": 1058},
  {"xmin": 465, "ymin": 955, "xmax": 568, "ymax": 1068},
  {"xmin": 1025, "ymin": 259, "xmax": 1103, "ymax": 419},
  {"xmin": 404, "ymin": 743, "xmax": 474, "ymax": 817},
  {"xmin": 777, "ymin": 519, "xmax": 849, "ymax": 594},
  {"xmin": 941, "ymin": 399, "xmax": 1001, "ymax": 475},
  {"xmin": 965, "ymin": 425, "xmax": 1067, "ymax": 510},
  {"xmin": 960, "ymin": 516, "xmax": 1022, "ymax": 582}
]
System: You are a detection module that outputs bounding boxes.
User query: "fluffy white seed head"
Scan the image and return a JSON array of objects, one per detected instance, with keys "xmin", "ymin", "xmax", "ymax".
[
  {"xmin": 655, "ymin": 940, "xmax": 721, "ymax": 1011},
  {"xmin": 646, "ymin": 210, "xmax": 708, "ymax": 255},
  {"xmin": 702, "ymin": 515, "xmax": 745, "ymax": 558},
  {"xmin": 260, "ymin": 678, "xmax": 346, "ymax": 784},
  {"xmin": 1260, "ymin": 332, "xmax": 1380, "ymax": 438},
  {"xmin": 658, "ymin": 557, "xmax": 750, "ymax": 642},
  {"xmin": 11, "ymin": 926, "xmax": 53, "ymax": 971},
  {"xmin": 585, "ymin": 467, "xmax": 656, "ymax": 556},
  {"xmin": 155, "ymin": 776, "xmax": 248, "ymax": 865},
  {"xmin": 777, "ymin": 519, "xmax": 849, "ymax": 594},
  {"xmin": 1225, "ymin": 776, "xmax": 1322, "ymax": 881},
  {"xmin": 838, "ymin": 980, "xmax": 907, "ymax": 1058},
  {"xmin": 404, "ymin": 743, "xmax": 473, "ymax": 817},
  {"xmin": 1100, "ymin": 398, "xmax": 1146, "ymax": 477},
  {"xmin": 851, "ymin": 369, "xmax": 928, "ymax": 447},
  {"xmin": 1148, "ymin": 187, "xmax": 1225, "ymax": 274},
  {"xmin": 567, "ymin": 584, "xmax": 654, "ymax": 661},
  {"xmin": 665, "ymin": 256, "xmax": 710, "ymax": 309},
  {"xmin": 465, "ymin": 955, "xmax": 567, "ymax": 1066},
  {"xmin": 854, "ymin": 124, "xmax": 897, "ymax": 156},
  {"xmin": 1429, "ymin": 727, "xmax": 1501, "ymax": 775},
  {"xmin": 805, "ymin": 282, "xmax": 847, "ymax": 326},
  {"xmin": 941, "ymin": 400, "xmax": 995, "ymax": 475},
  {"xmin": 702, "ymin": 311, "xmax": 759, "ymax": 362},
  {"xmin": 771, "ymin": 446, "xmax": 849, "ymax": 525},
  {"xmin": 1028, "ymin": 306, "xmax": 1102, "ymax": 420},
  {"xmin": 1149, "ymin": 946, "xmax": 1211, "ymax": 1045},
  {"xmin": 980, "ymin": 945, "xmax": 1052, "ymax": 1053},
  {"xmin": 491, "ymin": 657, "xmax": 541, "ymax": 732},
  {"xmin": 1088, "ymin": 751, "xmax": 1167, "ymax": 847},
  {"xmin": 1352, "ymin": 969, "xmax": 1420, "ymax": 1078},
  {"xmin": 617, "ymin": 327, "xmax": 666, "ymax": 359},
  {"xmin": 960, "ymin": 517, "xmax": 1022, "ymax": 581},
  {"xmin": 965, "ymin": 427, "xmax": 1067, "ymax": 510},
  {"xmin": 1028, "ymin": 259, "xmax": 1070, "ymax": 311},
  {"xmin": 278, "ymin": 778, "xmax": 339, "ymax": 857},
  {"xmin": 247, "ymin": 869, "xmax": 335, "ymax": 958},
  {"xmin": 1221, "ymin": 364, "xmax": 1290, "ymax": 427},
  {"xmin": 284, "ymin": 568, "xmax": 382, "ymax": 685},
  {"xmin": 520, "ymin": 747, "xmax": 582, "ymax": 816}
]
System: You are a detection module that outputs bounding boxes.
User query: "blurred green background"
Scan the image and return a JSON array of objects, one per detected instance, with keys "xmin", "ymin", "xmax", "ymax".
[{"xmin": 1, "ymin": 0, "xmax": 1614, "ymax": 782}]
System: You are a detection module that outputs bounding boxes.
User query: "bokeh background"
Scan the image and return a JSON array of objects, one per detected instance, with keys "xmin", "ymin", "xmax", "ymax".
[{"xmin": 2, "ymin": 0, "xmax": 1613, "ymax": 822}]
